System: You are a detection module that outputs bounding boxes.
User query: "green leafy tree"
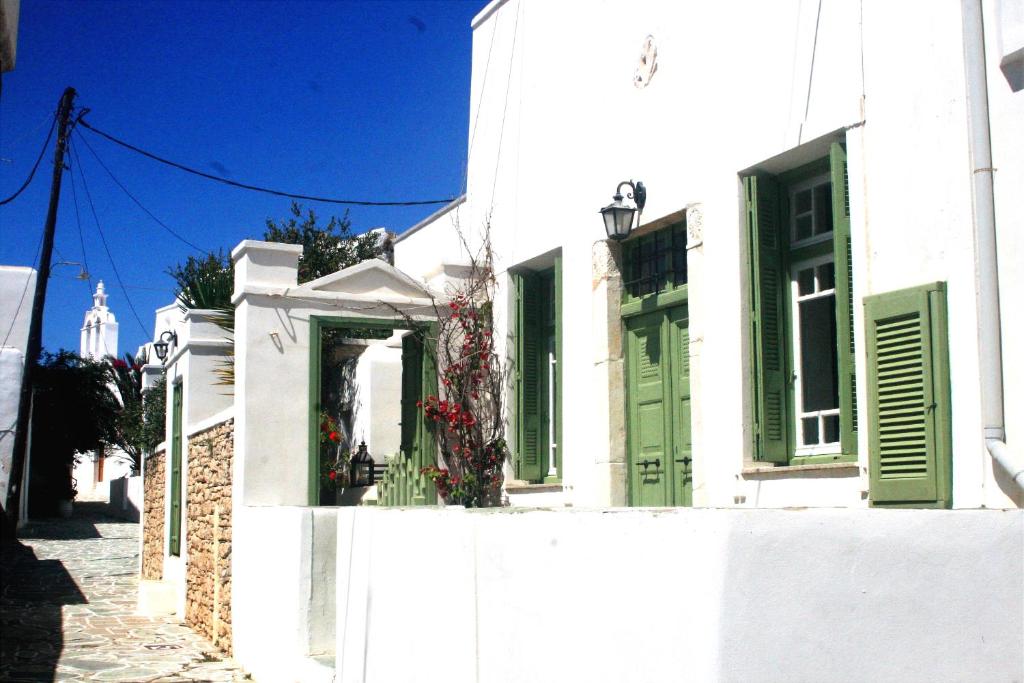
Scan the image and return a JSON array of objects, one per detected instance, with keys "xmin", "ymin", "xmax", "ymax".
[
  {"xmin": 165, "ymin": 203, "xmax": 388, "ymax": 386},
  {"xmin": 29, "ymin": 351, "xmax": 119, "ymax": 514},
  {"xmin": 104, "ymin": 354, "xmax": 166, "ymax": 474},
  {"xmin": 263, "ymin": 201, "xmax": 386, "ymax": 284}
]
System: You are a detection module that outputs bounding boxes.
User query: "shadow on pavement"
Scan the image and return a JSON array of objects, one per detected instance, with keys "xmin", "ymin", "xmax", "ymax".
[{"xmin": 0, "ymin": 537, "xmax": 87, "ymax": 682}]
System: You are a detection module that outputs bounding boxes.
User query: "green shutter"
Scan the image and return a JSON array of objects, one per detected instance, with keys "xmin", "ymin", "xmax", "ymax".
[
  {"xmin": 515, "ymin": 271, "xmax": 544, "ymax": 482},
  {"xmin": 865, "ymin": 283, "xmax": 951, "ymax": 507},
  {"xmin": 831, "ymin": 142, "xmax": 858, "ymax": 456},
  {"xmin": 400, "ymin": 333, "xmax": 421, "ymax": 462},
  {"xmin": 745, "ymin": 175, "xmax": 789, "ymax": 462},
  {"xmin": 169, "ymin": 381, "xmax": 182, "ymax": 556},
  {"xmin": 550, "ymin": 254, "xmax": 563, "ymax": 483},
  {"xmin": 419, "ymin": 325, "xmax": 438, "ymax": 478}
]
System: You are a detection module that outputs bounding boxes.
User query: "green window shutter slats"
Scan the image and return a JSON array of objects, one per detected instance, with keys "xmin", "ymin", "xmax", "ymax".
[
  {"xmin": 745, "ymin": 175, "xmax": 789, "ymax": 463},
  {"xmin": 515, "ymin": 271, "xmax": 544, "ymax": 482},
  {"xmin": 865, "ymin": 283, "xmax": 951, "ymax": 507},
  {"xmin": 831, "ymin": 142, "xmax": 858, "ymax": 455},
  {"xmin": 400, "ymin": 334, "xmax": 421, "ymax": 461},
  {"xmin": 169, "ymin": 382, "xmax": 182, "ymax": 556}
]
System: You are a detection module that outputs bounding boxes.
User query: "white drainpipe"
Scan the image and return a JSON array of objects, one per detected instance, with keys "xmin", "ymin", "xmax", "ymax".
[{"xmin": 961, "ymin": 0, "xmax": 1024, "ymax": 492}]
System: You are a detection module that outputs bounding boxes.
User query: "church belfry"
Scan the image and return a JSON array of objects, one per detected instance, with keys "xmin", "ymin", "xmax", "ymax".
[{"xmin": 80, "ymin": 280, "xmax": 119, "ymax": 361}]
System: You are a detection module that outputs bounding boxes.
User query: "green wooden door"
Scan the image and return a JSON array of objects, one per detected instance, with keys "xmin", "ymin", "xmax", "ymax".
[
  {"xmin": 669, "ymin": 307, "xmax": 693, "ymax": 507},
  {"xmin": 626, "ymin": 305, "xmax": 692, "ymax": 507},
  {"xmin": 169, "ymin": 381, "xmax": 183, "ymax": 556}
]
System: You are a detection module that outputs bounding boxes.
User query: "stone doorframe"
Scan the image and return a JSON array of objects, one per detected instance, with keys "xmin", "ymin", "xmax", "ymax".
[{"xmin": 591, "ymin": 203, "xmax": 704, "ymax": 507}]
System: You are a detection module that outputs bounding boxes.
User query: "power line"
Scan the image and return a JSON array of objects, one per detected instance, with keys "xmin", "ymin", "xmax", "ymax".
[
  {"xmin": 74, "ymin": 129, "xmax": 207, "ymax": 254},
  {"xmin": 0, "ymin": 231, "xmax": 44, "ymax": 350},
  {"xmin": 0, "ymin": 112, "xmax": 57, "ymax": 206},
  {"xmin": 66, "ymin": 153, "xmax": 95, "ymax": 294},
  {"xmin": 76, "ymin": 115, "xmax": 456, "ymax": 207},
  {"xmin": 69, "ymin": 137, "xmax": 150, "ymax": 338}
]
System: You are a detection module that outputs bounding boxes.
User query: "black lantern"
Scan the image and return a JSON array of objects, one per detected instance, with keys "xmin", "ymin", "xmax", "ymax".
[
  {"xmin": 350, "ymin": 441, "xmax": 374, "ymax": 487},
  {"xmin": 599, "ymin": 180, "xmax": 646, "ymax": 241},
  {"xmin": 153, "ymin": 330, "xmax": 177, "ymax": 362}
]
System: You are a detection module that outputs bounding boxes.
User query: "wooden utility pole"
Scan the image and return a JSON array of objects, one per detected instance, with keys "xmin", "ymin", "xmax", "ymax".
[{"xmin": 4, "ymin": 86, "xmax": 76, "ymax": 531}]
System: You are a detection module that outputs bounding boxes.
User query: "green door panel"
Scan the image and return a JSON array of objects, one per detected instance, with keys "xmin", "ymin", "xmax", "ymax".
[
  {"xmin": 169, "ymin": 381, "xmax": 183, "ymax": 556},
  {"xmin": 626, "ymin": 305, "xmax": 692, "ymax": 507},
  {"xmin": 669, "ymin": 306, "xmax": 693, "ymax": 507}
]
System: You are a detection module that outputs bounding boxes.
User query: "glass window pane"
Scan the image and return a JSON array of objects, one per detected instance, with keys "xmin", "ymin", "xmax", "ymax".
[
  {"xmin": 795, "ymin": 188, "xmax": 812, "ymax": 214},
  {"xmin": 818, "ymin": 262, "xmax": 835, "ymax": 291},
  {"xmin": 797, "ymin": 268, "xmax": 815, "ymax": 296},
  {"xmin": 814, "ymin": 183, "xmax": 833, "ymax": 235},
  {"xmin": 823, "ymin": 414, "xmax": 840, "ymax": 444},
  {"xmin": 802, "ymin": 417, "xmax": 819, "ymax": 445},
  {"xmin": 795, "ymin": 215, "xmax": 812, "ymax": 241},
  {"xmin": 799, "ymin": 294, "xmax": 839, "ymax": 411}
]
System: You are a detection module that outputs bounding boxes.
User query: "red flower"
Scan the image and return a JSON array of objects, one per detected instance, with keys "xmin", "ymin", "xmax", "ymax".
[
  {"xmin": 415, "ymin": 400, "xmax": 423, "ymax": 408},
  {"xmin": 329, "ymin": 431, "xmax": 340, "ymax": 442},
  {"xmin": 328, "ymin": 470, "xmax": 337, "ymax": 480}
]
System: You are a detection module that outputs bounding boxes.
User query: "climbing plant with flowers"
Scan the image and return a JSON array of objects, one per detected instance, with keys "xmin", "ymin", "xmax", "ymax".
[{"xmin": 416, "ymin": 229, "xmax": 509, "ymax": 507}]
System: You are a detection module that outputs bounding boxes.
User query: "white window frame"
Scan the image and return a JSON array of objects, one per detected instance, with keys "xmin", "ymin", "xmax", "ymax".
[
  {"xmin": 789, "ymin": 174, "xmax": 833, "ymax": 249},
  {"xmin": 790, "ymin": 253, "xmax": 841, "ymax": 456}
]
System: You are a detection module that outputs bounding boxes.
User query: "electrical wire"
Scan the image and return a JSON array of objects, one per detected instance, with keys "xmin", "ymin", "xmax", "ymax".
[
  {"xmin": 66, "ymin": 154, "xmax": 95, "ymax": 293},
  {"xmin": 490, "ymin": 0, "xmax": 522, "ymax": 207},
  {"xmin": 76, "ymin": 116, "xmax": 456, "ymax": 207},
  {"xmin": 74, "ymin": 129, "xmax": 207, "ymax": 254},
  {"xmin": 0, "ymin": 230, "xmax": 43, "ymax": 350},
  {"xmin": 462, "ymin": 5, "xmax": 501, "ymax": 194},
  {"xmin": 0, "ymin": 112, "xmax": 57, "ymax": 206},
  {"xmin": 69, "ymin": 137, "xmax": 150, "ymax": 338}
]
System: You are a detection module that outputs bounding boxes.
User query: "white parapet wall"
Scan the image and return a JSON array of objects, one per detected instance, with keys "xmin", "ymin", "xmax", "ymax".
[
  {"xmin": 232, "ymin": 505, "xmax": 338, "ymax": 683},
  {"xmin": 335, "ymin": 506, "xmax": 1023, "ymax": 683}
]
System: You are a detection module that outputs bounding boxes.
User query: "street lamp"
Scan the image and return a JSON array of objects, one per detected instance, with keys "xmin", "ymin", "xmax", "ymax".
[
  {"xmin": 599, "ymin": 180, "xmax": 646, "ymax": 241},
  {"xmin": 153, "ymin": 330, "xmax": 177, "ymax": 362}
]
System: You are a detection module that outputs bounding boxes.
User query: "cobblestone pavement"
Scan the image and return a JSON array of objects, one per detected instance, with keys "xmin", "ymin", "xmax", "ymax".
[{"xmin": 1, "ymin": 502, "xmax": 251, "ymax": 682}]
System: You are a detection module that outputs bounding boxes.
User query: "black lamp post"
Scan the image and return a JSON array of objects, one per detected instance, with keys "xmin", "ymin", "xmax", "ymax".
[
  {"xmin": 350, "ymin": 441, "xmax": 374, "ymax": 487},
  {"xmin": 600, "ymin": 180, "xmax": 646, "ymax": 241},
  {"xmin": 153, "ymin": 330, "xmax": 178, "ymax": 362}
]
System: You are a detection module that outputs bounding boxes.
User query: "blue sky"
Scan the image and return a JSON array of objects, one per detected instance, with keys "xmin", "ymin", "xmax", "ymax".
[{"xmin": 0, "ymin": 0, "xmax": 482, "ymax": 355}]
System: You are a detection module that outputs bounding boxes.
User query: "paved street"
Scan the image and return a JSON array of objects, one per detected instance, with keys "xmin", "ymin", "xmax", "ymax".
[{"xmin": 1, "ymin": 502, "xmax": 251, "ymax": 682}]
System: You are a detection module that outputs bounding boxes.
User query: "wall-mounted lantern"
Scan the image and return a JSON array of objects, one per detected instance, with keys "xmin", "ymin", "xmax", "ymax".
[
  {"xmin": 350, "ymin": 441, "xmax": 374, "ymax": 487},
  {"xmin": 599, "ymin": 180, "xmax": 646, "ymax": 241},
  {"xmin": 153, "ymin": 330, "xmax": 178, "ymax": 362}
]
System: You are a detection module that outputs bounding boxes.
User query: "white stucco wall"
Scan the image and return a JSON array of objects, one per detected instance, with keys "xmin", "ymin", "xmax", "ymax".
[
  {"xmin": 335, "ymin": 506, "xmax": 1023, "ymax": 683},
  {"xmin": 159, "ymin": 307, "xmax": 233, "ymax": 616},
  {"xmin": 231, "ymin": 241, "xmax": 438, "ymax": 508},
  {"xmin": 391, "ymin": 0, "xmax": 1023, "ymax": 510},
  {"xmin": 0, "ymin": 266, "xmax": 35, "ymax": 505},
  {"xmin": 232, "ymin": 505, "xmax": 337, "ymax": 683},
  {"xmin": 351, "ymin": 340, "xmax": 403, "ymax": 459}
]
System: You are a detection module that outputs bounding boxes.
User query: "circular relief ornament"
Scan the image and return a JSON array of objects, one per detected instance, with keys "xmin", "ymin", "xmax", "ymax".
[{"xmin": 633, "ymin": 35, "xmax": 658, "ymax": 89}]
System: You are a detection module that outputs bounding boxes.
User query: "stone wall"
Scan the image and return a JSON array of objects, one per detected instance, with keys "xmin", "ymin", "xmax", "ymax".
[
  {"xmin": 141, "ymin": 450, "xmax": 165, "ymax": 580},
  {"xmin": 185, "ymin": 419, "xmax": 233, "ymax": 654}
]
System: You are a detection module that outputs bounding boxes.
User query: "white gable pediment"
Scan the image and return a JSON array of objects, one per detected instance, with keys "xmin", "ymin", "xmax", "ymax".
[{"xmin": 301, "ymin": 259, "xmax": 433, "ymax": 301}]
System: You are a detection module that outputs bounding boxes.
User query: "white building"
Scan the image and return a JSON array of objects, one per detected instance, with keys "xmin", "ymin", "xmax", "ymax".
[
  {"xmin": 0, "ymin": 266, "xmax": 36, "ymax": 513},
  {"xmin": 140, "ymin": 2, "xmax": 1024, "ymax": 681},
  {"xmin": 73, "ymin": 281, "xmax": 132, "ymax": 498},
  {"xmin": 396, "ymin": 0, "xmax": 1024, "ymax": 512}
]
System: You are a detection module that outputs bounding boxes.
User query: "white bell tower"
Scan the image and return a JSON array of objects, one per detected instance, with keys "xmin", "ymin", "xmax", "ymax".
[{"xmin": 80, "ymin": 280, "xmax": 119, "ymax": 360}]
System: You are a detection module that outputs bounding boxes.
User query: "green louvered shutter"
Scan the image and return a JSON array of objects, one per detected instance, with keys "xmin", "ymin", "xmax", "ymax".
[
  {"xmin": 515, "ymin": 271, "xmax": 544, "ymax": 482},
  {"xmin": 419, "ymin": 325, "xmax": 439, "ymax": 476},
  {"xmin": 831, "ymin": 142, "xmax": 858, "ymax": 456},
  {"xmin": 865, "ymin": 283, "xmax": 951, "ymax": 507},
  {"xmin": 745, "ymin": 175, "xmax": 789, "ymax": 462},
  {"xmin": 400, "ymin": 333, "xmax": 422, "ymax": 463},
  {"xmin": 169, "ymin": 381, "xmax": 183, "ymax": 556}
]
